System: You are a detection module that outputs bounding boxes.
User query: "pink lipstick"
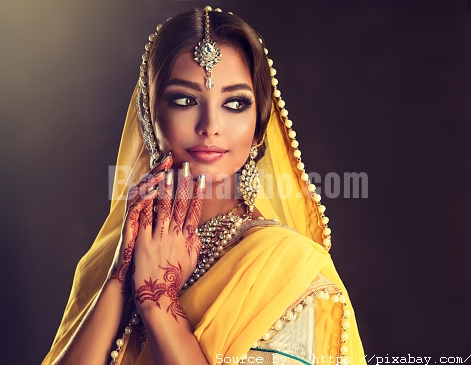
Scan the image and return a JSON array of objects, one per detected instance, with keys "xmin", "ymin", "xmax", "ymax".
[{"xmin": 186, "ymin": 145, "xmax": 228, "ymax": 163}]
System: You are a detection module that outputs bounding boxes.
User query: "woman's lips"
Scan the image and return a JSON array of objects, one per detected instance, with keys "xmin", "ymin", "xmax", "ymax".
[{"xmin": 186, "ymin": 145, "xmax": 228, "ymax": 163}]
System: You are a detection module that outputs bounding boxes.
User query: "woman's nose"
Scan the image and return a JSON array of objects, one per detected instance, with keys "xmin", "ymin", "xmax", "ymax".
[{"xmin": 196, "ymin": 105, "xmax": 221, "ymax": 136}]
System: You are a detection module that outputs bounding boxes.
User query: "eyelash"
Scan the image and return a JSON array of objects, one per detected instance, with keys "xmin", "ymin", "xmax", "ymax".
[
  {"xmin": 166, "ymin": 93, "xmax": 198, "ymax": 108},
  {"xmin": 165, "ymin": 93, "xmax": 254, "ymax": 112},
  {"xmin": 223, "ymin": 95, "xmax": 254, "ymax": 113}
]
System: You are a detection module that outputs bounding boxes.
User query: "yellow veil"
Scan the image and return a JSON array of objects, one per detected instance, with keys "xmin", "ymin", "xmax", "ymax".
[{"xmin": 42, "ymin": 9, "xmax": 364, "ymax": 365}]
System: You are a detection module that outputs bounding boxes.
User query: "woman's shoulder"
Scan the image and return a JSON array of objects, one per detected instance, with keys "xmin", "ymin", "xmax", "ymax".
[{"xmin": 236, "ymin": 218, "xmax": 328, "ymax": 255}]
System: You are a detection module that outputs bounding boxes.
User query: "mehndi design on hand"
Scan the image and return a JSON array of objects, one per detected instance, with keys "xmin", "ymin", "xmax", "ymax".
[
  {"xmin": 172, "ymin": 162, "xmax": 191, "ymax": 236},
  {"xmin": 110, "ymin": 152, "xmax": 173, "ymax": 296},
  {"xmin": 110, "ymin": 191, "xmax": 156, "ymax": 296},
  {"xmin": 134, "ymin": 260, "xmax": 187, "ymax": 322},
  {"xmin": 157, "ymin": 169, "xmax": 174, "ymax": 242},
  {"xmin": 184, "ymin": 175, "xmax": 205, "ymax": 256}
]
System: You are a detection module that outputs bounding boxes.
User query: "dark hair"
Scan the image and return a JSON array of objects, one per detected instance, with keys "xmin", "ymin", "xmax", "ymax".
[{"xmin": 147, "ymin": 8, "xmax": 272, "ymax": 153}]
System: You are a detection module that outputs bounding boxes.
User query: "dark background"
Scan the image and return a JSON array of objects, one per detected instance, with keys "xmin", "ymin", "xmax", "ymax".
[{"xmin": 1, "ymin": 0, "xmax": 470, "ymax": 364}]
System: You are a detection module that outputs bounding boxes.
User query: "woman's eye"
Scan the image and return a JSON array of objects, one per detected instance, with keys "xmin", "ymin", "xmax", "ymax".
[
  {"xmin": 223, "ymin": 98, "xmax": 252, "ymax": 111},
  {"xmin": 224, "ymin": 101, "xmax": 244, "ymax": 110},
  {"xmin": 173, "ymin": 97, "xmax": 197, "ymax": 106}
]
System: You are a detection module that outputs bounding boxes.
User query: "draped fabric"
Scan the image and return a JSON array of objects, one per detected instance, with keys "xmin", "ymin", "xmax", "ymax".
[{"xmin": 42, "ymin": 81, "xmax": 364, "ymax": 364}]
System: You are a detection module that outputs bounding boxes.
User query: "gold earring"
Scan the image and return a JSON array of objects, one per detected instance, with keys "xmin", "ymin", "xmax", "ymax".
[
  {"xmin": 239, "ymin": 122, "xmax": 267, "ymax": 215},
  {"xmin": 239, "ymin": 145, "xmax": 259, "ymax": 213},
  {"xmin": 238, "ymin": 133, "xmax": 266, "ymax": 213}
]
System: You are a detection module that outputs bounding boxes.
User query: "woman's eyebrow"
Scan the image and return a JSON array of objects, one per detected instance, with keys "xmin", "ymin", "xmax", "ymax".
[
  {"xmin": 166, "ymin": 78, "xmax": 202, "ymax": 92},
  {"xmin": 221, "ymin": 83, "xmax": 253, "ymax": 93}
]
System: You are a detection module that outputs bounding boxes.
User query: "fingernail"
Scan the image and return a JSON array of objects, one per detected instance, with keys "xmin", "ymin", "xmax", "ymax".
[
  {"xmin": 197, "ymin": 174, "xmax": 206, "ymax": 189},
  {"xmin": 165, "ymin": 169, "xmax": 174, "ymax": 186},
  {"xmin": 146, "ymin": 186, "xmax": 157, "ymax": 195},
  {"xmin": 152, "ymin": 168, "xmax": 167, "ymax": 177},
  {"xmin": 182, "ymin": 162, "xmax": 190, "ymax": 178},
  {"xmin": 160, "ymin": 151, "xmax": 173, "ymax": 164}
]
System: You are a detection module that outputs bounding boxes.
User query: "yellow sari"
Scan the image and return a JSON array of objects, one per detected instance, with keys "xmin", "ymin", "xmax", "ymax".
[{"xmin": 42, "ymin": 54, "xmax": 364, "ymax": 364}]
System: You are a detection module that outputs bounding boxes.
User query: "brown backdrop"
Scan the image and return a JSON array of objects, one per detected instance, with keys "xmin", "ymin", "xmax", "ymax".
[{"xmin": 1, "ymin": 0, "xmax": 470, "ymax": 363}]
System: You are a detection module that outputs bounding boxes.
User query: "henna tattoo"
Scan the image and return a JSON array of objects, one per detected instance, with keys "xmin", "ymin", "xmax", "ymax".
[
  {"xmin": 185, "ymin": 224, "xmax": 200, "ymax": 254},
  {"xmin": 135, "ymin": 277, "xmax": 166, "ymax": 308},
  {"xmin": 134, "ymin": 260, "xmax": 187, "ymax": 322},
  {"xmin": 129, "ymin": 208, "xmax": 140, "ymax": 247},
  {"xmin": 110, "ymin": 207, "xmax": 140, "ymax": 295},
  {"xmin": 131, "ymin": 260, "xmax": 137, "ymax": 293},
  {"xmin": 185, "ymin": 184, "xmax": 204, "ymax": 255},
  {"xmin": 127, "ymin": 157, "xmax": 172, "ymax": 206},
  {"xmin": 111, "ymin": 156, "xmax": 173, "ymax": 296},
  {"xmin": 141, "ymin": 199, "xmax": 153, "ymax": 230},
  {"xmin": 110, "ymin": 261, "xmax": 131, "ymax": 295},
  {"xmin": 172, "ymin": 176, "xmax": 190, "ymax": 236},
  {"xmin": 127, "ymin": 175, "xmax": 153, "ymax": 205},
  {"xmin": 158, "ymin": 182, "xmax": 173, "ymax": 241}
]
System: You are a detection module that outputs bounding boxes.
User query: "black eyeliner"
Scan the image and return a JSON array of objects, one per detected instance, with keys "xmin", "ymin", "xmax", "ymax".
[{"xmin": 163, "ymin": 92, "xmax": 198, "ymax": 108}]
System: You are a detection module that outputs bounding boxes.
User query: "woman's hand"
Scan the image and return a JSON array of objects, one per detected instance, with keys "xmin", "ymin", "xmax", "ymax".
[
  {"xmin": 108, "ymin": 152, "xmax": 174, "ymax": 297},
  {"xmin": 132, "ymin": 162, "xmax": 205, "ymax": 320},
  {"xmin": 51, "ymin": 153, "xmax": 175, "ymax": 365},
  {"xmin": 129, "ymin": 161, "xmax": 209, "ymax": 365}
]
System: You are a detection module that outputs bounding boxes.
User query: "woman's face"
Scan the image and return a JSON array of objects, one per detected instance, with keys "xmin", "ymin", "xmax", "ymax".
[{"xmin": 154, "ymin": 44, "xmax": 257, "ymax": 184}]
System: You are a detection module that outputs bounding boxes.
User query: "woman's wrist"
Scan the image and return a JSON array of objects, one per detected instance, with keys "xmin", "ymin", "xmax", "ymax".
[
  {"xmin": 136, "ymin": 296, "xmax": 188, "ymax": 323},
  {"xmin": 138, "ymin": 301, "xmax": 208, "ymax": 365}
]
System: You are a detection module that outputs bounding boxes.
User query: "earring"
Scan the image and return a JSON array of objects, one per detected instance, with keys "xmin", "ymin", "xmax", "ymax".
[{"xmin": 239, "ymin": 145, "xmax": 260, "ymax": 213}]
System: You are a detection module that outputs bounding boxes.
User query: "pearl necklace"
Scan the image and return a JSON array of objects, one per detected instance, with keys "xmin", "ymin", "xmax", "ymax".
[{"xmin": 183, "ymin": 202, "xmax": 250, "ymax": 289}]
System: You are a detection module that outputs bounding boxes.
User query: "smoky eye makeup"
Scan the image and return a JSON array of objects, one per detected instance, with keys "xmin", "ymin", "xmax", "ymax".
[
  {"xmin": 222, "ymin": 94, "xmax": 254, "ymax": 112},
  {"xmin": 163, "ymin": 92, "xmax": 198, "ymax": 108}
]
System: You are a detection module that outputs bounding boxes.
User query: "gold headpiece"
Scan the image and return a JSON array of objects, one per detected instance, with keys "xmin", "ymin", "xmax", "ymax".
[{"xmin": 193, "ymin": 6, "xmax": 222, "ymax": 90}]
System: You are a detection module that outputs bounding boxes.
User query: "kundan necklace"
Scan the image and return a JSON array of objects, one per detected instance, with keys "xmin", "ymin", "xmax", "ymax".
[{"xmin": 183, "ymin": 201, "xmax": 251, "ymax": 289}]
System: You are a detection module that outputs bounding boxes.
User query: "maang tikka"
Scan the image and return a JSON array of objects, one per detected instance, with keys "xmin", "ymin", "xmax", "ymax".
[{"xmin": 194, "ymin": 6, "xmax": 222, "ymax": 90}]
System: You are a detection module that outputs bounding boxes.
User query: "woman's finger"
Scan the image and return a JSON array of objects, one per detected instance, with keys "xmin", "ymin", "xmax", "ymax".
[
  {"xmin": 126, "ymin": 152, "xmax": 174, "ymax": 207},
  {"xmin": 153, "ymin": 169, "xmax": 174, "ymax": 243},
  {"xmin": 182, "ymin": 174, "xmax": 205, "ymax": 256},
  {"xmin": 169, "ymin": 162, "xmax": 191, "ymax": 237},
  {"xmin": 136, "ymin": 195, "xmax": 155, "ymax": 243},
  {"xmin": 110, "ymin": 188, "xmax": 157, "ymax": 294},
  {"xmin": 124, "ymin": 189, "xmax": 158, "ymax": 248}
]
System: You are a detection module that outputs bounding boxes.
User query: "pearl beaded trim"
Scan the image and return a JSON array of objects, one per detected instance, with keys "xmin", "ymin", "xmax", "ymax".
[
  {"xmin": 110, "ymin": 310, "xmax": 143, "ymax": 364},
  {"xmin": 260, "ymin": 38, "xmax": 332, "ymax": 251},
  {"xmin": 251, "ymin": 274, "xmax": 351, "ymax": 361}
]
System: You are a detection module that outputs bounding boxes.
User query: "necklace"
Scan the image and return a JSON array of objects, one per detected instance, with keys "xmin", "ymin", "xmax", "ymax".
[{"xmin": 183, "ymin": 202, "xmax": 250, "ymax": 289}]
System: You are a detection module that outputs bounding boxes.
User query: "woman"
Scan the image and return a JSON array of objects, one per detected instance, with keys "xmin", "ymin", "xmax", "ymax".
[{"xmin": 43, "ymin": 6, "xmax": 364, "ymax": 365}]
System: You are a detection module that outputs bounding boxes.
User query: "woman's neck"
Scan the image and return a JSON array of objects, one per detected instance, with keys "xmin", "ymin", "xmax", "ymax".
[
  {"xmin": 199, "ymin": 197, "xmax": 241, "ymax": 226},
  {"xmin": 198, "ymin": 179, "xmax": 241, "ymax": 225}
]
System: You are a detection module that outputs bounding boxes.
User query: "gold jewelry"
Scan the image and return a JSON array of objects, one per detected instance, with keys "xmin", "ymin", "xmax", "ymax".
[
  {"xmin": 238, "ymin": 133, "xmax": 266, "ymax": 213},
  {"xmin": 183, "ymin": 202, "xmax": 249, "ymax": 289},
  {"xmin": 193, "ymin": 6, "xmax": 222, "ymax": 90},
  {"xmin": 263, "ymin": 41, "xmax": 332, "ymax": 250},
  {"xmin": 137, "ymin": 24, "xmax": 165, "ymax": 168}
]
